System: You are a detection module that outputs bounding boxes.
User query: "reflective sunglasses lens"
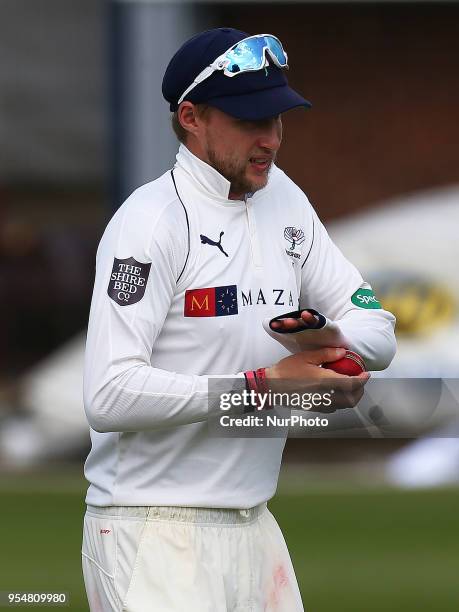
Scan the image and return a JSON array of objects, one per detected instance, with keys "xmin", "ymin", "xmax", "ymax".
[
  {"xmin": 266, "ymin": 37, "xmax": 287, "ymax": 65},
  {"xmin": 225, "ymin": 38, "xmax": 266, "ymax": 74},
  {"xmin": 224, "ymin": 36, "xmax": 287, "ymax": 74}
]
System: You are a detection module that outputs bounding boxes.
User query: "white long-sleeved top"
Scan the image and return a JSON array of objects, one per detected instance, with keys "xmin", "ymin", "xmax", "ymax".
[{"xmin": 83, "ymin": 144, "xmax": 396, "ymax": 507}]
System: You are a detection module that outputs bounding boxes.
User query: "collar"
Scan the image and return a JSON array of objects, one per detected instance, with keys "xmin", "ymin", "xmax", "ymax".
[{"xmin": 174, "ymin": 144, "xmax": 243, "ymax": 202}]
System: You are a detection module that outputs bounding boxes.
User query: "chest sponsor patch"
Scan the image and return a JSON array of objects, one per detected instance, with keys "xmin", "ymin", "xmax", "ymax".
[
  {"xmin": 351, "ymin": 288, "xmax": 382, "ymax": 309},
  {"xmin": 107, "ymin": 257, "xmax": 151, "ymax": 306},
  {"xmin": 184, "ymin": 285, "xmax": 238, "ymax": 317}
]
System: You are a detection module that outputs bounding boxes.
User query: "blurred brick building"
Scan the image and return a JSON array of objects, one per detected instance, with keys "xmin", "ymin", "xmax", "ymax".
[
  {"xmin": 222, "ymin": 3, "xmax": 459, "ymax": 220},
  {"xmin": 1, "ymin": 1, "xmax": 458, "ymax": 372}
]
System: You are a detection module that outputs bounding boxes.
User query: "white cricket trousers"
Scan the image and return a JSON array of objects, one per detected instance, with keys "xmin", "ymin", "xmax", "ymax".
[{"xmin": 82, "ymin": 503, "xmax": 304, "ymax": 612}]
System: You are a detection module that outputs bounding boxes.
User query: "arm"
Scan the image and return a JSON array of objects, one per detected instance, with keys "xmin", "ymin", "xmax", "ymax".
[
  {"xmin": 264, "ymin": 208, "xmax": 396, "ymax": 371},
  {"xmin": 83, "ymin": 189, "xmax": 217, "ymax": 434}
]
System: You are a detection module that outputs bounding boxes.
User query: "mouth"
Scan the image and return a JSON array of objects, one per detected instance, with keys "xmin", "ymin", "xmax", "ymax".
[{"xmin": 249, "ymin": 157, "xmax": 272, "ymax": 173}]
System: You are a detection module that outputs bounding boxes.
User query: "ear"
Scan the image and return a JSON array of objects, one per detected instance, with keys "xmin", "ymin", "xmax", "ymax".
[{"xmin": 178, "ymin": 102, "xmax": 201, "ymax": 138}]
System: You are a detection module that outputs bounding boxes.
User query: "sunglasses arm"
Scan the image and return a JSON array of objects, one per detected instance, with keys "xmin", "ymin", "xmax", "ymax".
[{"xmin": 177, "ymin": 64, "xmax": 220, "ymax": 105}]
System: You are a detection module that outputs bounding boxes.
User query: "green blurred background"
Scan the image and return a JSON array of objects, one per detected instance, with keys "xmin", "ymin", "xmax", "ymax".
[{"xmin": 1, "ymin": 467, "xmax": 458, "ymax": 611}]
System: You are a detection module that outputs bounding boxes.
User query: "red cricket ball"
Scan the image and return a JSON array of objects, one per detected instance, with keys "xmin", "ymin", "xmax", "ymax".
[{"xmin": 323, "ymin": 350, "xmax": 366, "ymax": 376}]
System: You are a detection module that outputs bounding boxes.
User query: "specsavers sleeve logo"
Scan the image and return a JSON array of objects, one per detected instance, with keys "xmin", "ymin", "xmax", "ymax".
[{"xmin": 351, "ymin": 287, "xmax": 382, "ymax": 309}]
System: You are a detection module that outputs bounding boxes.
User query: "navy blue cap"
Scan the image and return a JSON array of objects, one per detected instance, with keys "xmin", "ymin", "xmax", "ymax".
[{"xmin": 162, "ymin": 28, "xmax": 311, "ymax": 120}]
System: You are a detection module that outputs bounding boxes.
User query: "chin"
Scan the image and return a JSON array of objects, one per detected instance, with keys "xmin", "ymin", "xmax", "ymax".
[{"xmin": 248, "ymin": 175, "xmax": 268, "ymax": 192}]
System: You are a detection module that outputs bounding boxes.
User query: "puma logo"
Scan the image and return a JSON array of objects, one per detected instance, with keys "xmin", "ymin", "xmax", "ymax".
[{"xmin": 200, "ymin": 232, "xmax": 229, "ymax": 257}]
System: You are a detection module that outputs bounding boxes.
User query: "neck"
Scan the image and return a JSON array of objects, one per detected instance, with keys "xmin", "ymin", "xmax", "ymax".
[
  {"xmin": 228, "ymin": 190, "xmax": 245, "ymax": 201},
  {"xmin": 184, "ymin": 137, "xmax": 206, "ymax": 163}
]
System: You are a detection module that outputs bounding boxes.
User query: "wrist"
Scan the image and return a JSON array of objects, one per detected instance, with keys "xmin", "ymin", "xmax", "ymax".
[
  {"xmin": 264, "ymin": 365, "xmax": 278, "ymax": 381},
  {"xmin": 264, "ymin": 365, "xmax": 283, "ymax": 393},
  {"xmin": 243, "ymin": 367, "xmax": 269, "ymax": 396}
]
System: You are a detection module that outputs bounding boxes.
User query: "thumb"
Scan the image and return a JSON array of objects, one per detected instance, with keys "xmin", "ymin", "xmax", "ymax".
[{"xmin": 305, "ymin": 347, "xmax": 347, "ymax": 366}]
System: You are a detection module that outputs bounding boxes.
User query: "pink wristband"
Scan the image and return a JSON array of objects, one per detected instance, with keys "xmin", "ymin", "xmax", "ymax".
[
  {"xmin": 244, "ymin": 368, "xmax": 269, "ymax": 410},
  {"xmin": 255, "ymin": 367, "xmax": 268, "ymax": 394},
  {"xmin": 244, "ymin": 370, "xmax": 258, "ymax": 394}
]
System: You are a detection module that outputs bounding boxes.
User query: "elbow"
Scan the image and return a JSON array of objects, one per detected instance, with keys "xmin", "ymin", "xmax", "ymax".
[
  {"xmin": 366, "ymin": 323, "xmax": 397, "ymax": 372},
  {"xmin": 380, "ymin": 314, "xmax": 397, "ymax": 370},
  {"xmin": 333, "ymin": 310, "xmax": 398, "ymax": 372},
  {"xmin": 84, "ymin": 399, "xmax": 116, "ymax": 433},
  {"xmin": 84, "ymin": 383, "xmax": 122, "ymax": 433},
  {"xmin": 374, "ymin": 336, "xmax": 397, "ymax": 371},
  {"xmin": 85, "ymin": 412, "xmax": 113, "ymax": 434}
]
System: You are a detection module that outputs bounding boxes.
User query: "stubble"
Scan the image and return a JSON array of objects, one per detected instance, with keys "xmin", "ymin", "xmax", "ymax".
[{"xmin": 206, "ymin": 144, "xmax": 274, "ymax": 197}]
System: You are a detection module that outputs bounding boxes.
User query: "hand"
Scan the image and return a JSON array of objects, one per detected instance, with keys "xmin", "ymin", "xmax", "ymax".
[
  {"xmin": 270, "ymin": 310, "xmax": 319, "ymax": 332},
  {"xmin": 265, "ymin": 347, "xmax": 370, "ymax": 412}
]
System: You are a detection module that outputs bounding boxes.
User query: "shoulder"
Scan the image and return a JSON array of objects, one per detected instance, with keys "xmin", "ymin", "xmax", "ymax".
[
  {"xmin": 116, "ymin": 171, "xmax": 186, "ymax": 227},
  {"xmin": 95, "ymin": 172, "xmax": 190, "ymax": 281},
  {"xmin": 102, "ymin": 171, "xmax": 188, "ymax": 249},
  {"xmin": 257, "ymin": 164, "xmax": 315, "ymax": 228},
  {"xmin": 266, "ymin": 165, "xmax": 314, "ymax": 210}
]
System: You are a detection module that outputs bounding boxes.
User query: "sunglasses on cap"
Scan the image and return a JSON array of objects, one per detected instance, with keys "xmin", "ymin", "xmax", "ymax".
[{"xmin": 177, "ymin": 34, "xmax": 289, "ymax": 106}]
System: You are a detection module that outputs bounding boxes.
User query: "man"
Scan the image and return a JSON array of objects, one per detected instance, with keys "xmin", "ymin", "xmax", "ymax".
[{"xmin": 82, "ymin": 28, "xmax": 396, "ymax": 611}]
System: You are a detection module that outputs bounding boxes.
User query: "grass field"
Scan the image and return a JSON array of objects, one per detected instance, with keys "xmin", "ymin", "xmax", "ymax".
[{"xmin": 0, "ymin": 468, "xmax": 458, "ymax": 611}]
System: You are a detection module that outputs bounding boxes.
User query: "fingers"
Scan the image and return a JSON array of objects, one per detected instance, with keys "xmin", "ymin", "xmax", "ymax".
[
  {"xmin": 270, "ymin": 310, "xmax": 319, "ymax": 331},
  {"xmin": 319, "ymin": 370, "xmax": 370, "ymax": 389},
  {"xmin": 266, "ymin": 349, "xmax": 370, "ymax": 412},
  {"xmin": 300, "ymin": 310, "xmax": 319, "ymax": 326},
  {"xmin": 305, "ymin": 347, "xmax": 346, "ymax": 366},
  {"xmin": 268, "ymin": 349, "xmax": 362, "ymax": 387},
  {"xmin": 295, "ymin": 360, "xmax": 369, "ymax": 411},
  {"xmin": 331, "ymin": 383, "xmax": 365, "ymax": 411},
  {"xmin": 270, "ymin": 318, "xmax": 304, "ymax": 330},
  {"xmin": 317, "ymin": 371, "xmax": 369, "ymax": 411}
]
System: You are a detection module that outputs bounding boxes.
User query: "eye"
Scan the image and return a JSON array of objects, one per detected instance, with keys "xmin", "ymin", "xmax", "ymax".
[
  {"xmin": 238, "ymin": 119, "xmax": 264, "ymax": 129},
  {"xmin": 233, "ymin": 117, "xmax": 281, "ymax": 130},
  {"xmin": 233, "ymin": 118, "xmax": 256, "ymax": 129}
]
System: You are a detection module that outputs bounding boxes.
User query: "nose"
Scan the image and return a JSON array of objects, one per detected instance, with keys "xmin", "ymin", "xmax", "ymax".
[{"xmin": 257, "ymin": 117, "xmax": 282, "ymax": 152}]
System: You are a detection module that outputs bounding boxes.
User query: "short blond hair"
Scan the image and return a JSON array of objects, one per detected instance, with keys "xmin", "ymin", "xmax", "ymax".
[{"xmin": 170, "ymin": 104, "xmax": 212, "ymax": 144}]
